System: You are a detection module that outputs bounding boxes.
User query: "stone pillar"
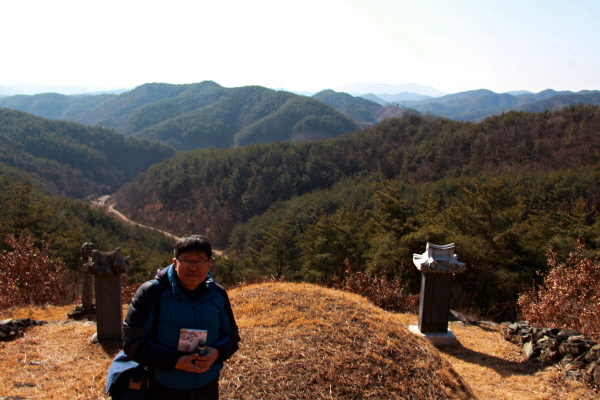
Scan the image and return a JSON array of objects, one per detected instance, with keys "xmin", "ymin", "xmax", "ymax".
[
  {"xmin": 80, "ymin": 242, "xmax": 95, "ymax": 312},
  {"xmin": 85, "ymin": 248, "xmax": 130, "ymax": 342},
  {"xmin": 409, "ymin": 243, "xmax": 465, "ymax": 346},
  {"xmin": 94, "ymin": 274, "xmax": 123, "ymax": 341}
]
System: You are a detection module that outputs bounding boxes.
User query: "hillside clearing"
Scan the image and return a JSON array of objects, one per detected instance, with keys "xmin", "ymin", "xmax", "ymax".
[{"xmin": 0, "ymin": 283, "xmax": 597, "ymax": 399}]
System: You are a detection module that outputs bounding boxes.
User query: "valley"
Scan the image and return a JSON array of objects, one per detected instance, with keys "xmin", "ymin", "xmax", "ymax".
[{"xmin": 1, "ymin": 89, "xmax": 599, "ymax": 328}]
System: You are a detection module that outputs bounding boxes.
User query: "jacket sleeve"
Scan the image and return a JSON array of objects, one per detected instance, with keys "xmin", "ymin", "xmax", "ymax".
[
  {"xmin": 122, "ymin": 281, "xmax": 180, "ymax": 371},
  {"xmin": 213, "ymin": 286, "xmax": 241, "ymax": 364}
]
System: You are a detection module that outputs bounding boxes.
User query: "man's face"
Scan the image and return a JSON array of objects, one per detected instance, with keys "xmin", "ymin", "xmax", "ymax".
[{"xmin": 173, "ymin": 250, "xmax": 211, "ymax": 290}]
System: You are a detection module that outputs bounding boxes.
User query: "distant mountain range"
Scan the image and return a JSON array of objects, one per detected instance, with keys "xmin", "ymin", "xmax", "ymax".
[
  {"xmin": 333, "ymin": 82, "xmax": 448, "ymax": 97},
  {"xmin": 360, "ymin": 92, "xmax": 433, "ymax": 104},
  {"xmin": 312, "ymin": 87, "xmax": 600, "ymax": 121},
  {"xmin": 0, "ymin": 82, "xmax": 407, "ymax": 151},
  {"xmin": 392, "ymin": 88, "xmax": 600, "ymax": 121},
  {"xmin": 0, "ymin": 84, "xmax": 129, "ymax": 96},
  {"xmin": 2, "ymin": 82, "xmax": 599, "ymax": 145},
  {"xmin": 311, "ymin": 90, "xmax": 407, "ymax": 124}
]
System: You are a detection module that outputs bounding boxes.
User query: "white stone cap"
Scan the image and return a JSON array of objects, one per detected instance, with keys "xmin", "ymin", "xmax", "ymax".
[{"xmin": 413, "ymin": 242, "xmax": 466, "ymax": 273}]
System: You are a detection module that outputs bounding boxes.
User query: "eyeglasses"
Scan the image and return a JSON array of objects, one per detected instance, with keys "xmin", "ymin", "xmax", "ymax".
[{"xmin": 176, "ymin": 258, "xmax": 210, "ymax": 266}]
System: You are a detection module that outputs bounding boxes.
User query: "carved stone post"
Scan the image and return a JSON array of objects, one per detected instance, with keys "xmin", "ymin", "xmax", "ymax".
[
  {"xmin": 85, "ymin": 248, "xmax": 130, "ymax": 341},
  {"xmin": 409, "ymin": 243, "xmax": 465, "ymax": 346},
  {"xmin": 80, "ymin": 242, "xmax": 95, "ymax": 313}
]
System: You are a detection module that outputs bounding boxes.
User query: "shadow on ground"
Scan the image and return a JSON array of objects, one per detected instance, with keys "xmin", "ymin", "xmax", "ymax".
[
  {"xmin": 99, "ymin": 339, "xmax": 123, "ymax": 357},
  {"xmin": 438, "ymin": 341, "xmax": 548, "ymax": 377}
]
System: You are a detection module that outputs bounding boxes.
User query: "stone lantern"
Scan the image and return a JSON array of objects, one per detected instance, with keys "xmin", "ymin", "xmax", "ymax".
[
  {"xmin": 84, "ymin": 247, "xmax": 131, "ymax": 341},
  {"xmin": 409, "ymin": 243, "xmax": 465, "ymax": 346}
]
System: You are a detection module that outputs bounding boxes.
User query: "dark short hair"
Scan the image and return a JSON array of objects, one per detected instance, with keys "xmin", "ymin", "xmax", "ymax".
[{"xmin": 174, "ymin": 235, "xmax": 212, "ymax": 259}]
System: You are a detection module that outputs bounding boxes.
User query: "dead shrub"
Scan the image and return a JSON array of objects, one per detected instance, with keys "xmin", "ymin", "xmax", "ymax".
[
  {"xmin": 331, "ymin": 272, "xmax": 419, "ymax": 313},
  {"xmin": 122, "ymin": 279, "xmax": 143, "ymax": 305},
  {"xmin": 518, "ymin": 240, "xmax": 600, "ymax": 342},
  {"xmin": 0, "ymin": 233, "xmax": 77, "ymax": 311}
]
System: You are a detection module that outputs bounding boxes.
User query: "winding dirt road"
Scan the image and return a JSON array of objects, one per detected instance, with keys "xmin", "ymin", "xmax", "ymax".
[
  {"xmin": 95, "ymin": 196, "xmax": 179, "ymax": 240},
  {"xmin": 100, "ymin": 197, "xmax": 222, "ymax": 256}
]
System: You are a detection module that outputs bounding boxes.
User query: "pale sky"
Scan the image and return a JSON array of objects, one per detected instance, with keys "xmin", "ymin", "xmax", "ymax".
[{"xmin": 2, "ymin": 0, "xmax": 599, "ymax": 94}]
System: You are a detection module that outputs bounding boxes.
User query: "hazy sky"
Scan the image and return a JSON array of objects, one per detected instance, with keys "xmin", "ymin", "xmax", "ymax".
[{"xmin": 2, "ymin": 0, "xmax": 599, "ymax": 94}]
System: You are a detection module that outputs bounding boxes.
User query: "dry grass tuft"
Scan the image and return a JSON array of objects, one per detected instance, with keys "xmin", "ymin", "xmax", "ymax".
[{"xmin": 220, "ymin": 282, "xmax": 473, "ymax": 399}]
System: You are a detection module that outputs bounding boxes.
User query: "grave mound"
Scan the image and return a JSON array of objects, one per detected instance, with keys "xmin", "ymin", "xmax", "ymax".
[{"xmin": 221, "ymin": 282, "xmax": 473, "ymax": 399}]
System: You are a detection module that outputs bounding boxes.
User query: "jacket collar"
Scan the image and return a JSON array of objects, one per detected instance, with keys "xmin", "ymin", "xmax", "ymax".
[{"xmin": 155, "ymin": 264, "xmax": 215, "ymax": 296}]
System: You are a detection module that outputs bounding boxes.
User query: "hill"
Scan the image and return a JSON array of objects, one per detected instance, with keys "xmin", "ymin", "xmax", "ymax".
[
  {"xmin": 222, "ymin": 282, "xmax": 472, "ymax": 399},
  {"xmin": 311, "ymin": 89, "xmax": 406, "ymax": 124},
  {"xmin": 399, "ymin": 89, "xmax": 600, "ymax": 121},
  {"xmin": 0, "ymin": 82, "xmax": 363, "ymax": 151},
  {"xmin": 0, "ymin": 108, "xmax": 175, "ymax": 198}
]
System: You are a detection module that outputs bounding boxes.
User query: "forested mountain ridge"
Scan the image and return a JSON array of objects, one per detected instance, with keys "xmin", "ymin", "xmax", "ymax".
[
  {"xmin": 3, "ymin": 83, "xmax": 599, "ymax": 139},
  {"xmin": 69, "ymin": 81, "xmax": 223, "ymax": 130},
  {"xmin": 129, "ymin": 85, "xmax": 361, "ymax": 149},
  {"xmin": 0, "ymin": 108, "xmax": 175, "ymax": 198},
  {"xmin": 0, "ymin": 82, "xmax": 363, "ymax": 151},
  {"xmin": 112, "ymin": 104, "xmax": 600, "ymax": 247},
  {"xmin": 515, "ymin": 91, "xmax": 600, "ymax": 113}
]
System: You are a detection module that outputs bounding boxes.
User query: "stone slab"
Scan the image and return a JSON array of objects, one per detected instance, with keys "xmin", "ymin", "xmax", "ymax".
[
  {"xmin": 418, "ymin": 273, "xmax": 453, "ymax": 333},
  {"xmin": 409, "ymin": 325, "xmax": 459, "ymax": 347},
  {"xmin": 94, "ymin": 274, "xmax": 123, "ymax": 341}
]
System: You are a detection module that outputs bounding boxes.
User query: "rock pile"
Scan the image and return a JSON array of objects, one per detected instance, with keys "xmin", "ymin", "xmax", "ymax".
[
  {"xmin": 503, "ymin": 321, "xmax": 600, "ymax": 386},
  {"xmin": 0, "ymin": 318, "xmax": 47, "ymax": 342},
  {"xmin": 67, "ymin": 304, "xmax": 96, "ymax": 321}
]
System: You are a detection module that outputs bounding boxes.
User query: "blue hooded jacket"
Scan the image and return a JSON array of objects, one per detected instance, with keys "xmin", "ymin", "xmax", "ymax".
[{"xmin": 122, "ymin": 265, "xmax": 240, "ymax": 391}]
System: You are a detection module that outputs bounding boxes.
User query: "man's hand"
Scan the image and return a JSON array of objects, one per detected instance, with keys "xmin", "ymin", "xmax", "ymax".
[
  {"xmin": 175, "ymin": 347, "xmax": 220, "ymax": 374},
  {"xmin": 194, "ymin": 346, "xmax": 219, "ymax": 373}
]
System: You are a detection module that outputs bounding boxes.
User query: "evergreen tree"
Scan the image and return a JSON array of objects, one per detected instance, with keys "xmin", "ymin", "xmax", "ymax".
[
  {"xmin": 300, "ymin": 207, "xmax": 369, "ymax": 282},
  {"xmin": 249, "ymin": 219, "xmax": 299, "ymax": 280}
]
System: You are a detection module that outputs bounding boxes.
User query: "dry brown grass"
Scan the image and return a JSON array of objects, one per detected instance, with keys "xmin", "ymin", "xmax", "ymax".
[
  {"xmin": 0, "ymin": 304, "xmax": 118, "ymax": 399},
  {"xmin": 220, "ymin": 282, "xmax": 472, "ymax": 399},
  {"xmin": 436, "ymin": 321, "xmax": 600, "ymax": 400},
  {"xmin": 0, "ymin": 284, "xmax": 598, "ymax": 399}
]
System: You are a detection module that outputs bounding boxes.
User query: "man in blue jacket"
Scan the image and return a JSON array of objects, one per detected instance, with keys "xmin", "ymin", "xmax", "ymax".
[{"xmin": 123, "ymin": 235, "xmax": 240, "ymax": 399}]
